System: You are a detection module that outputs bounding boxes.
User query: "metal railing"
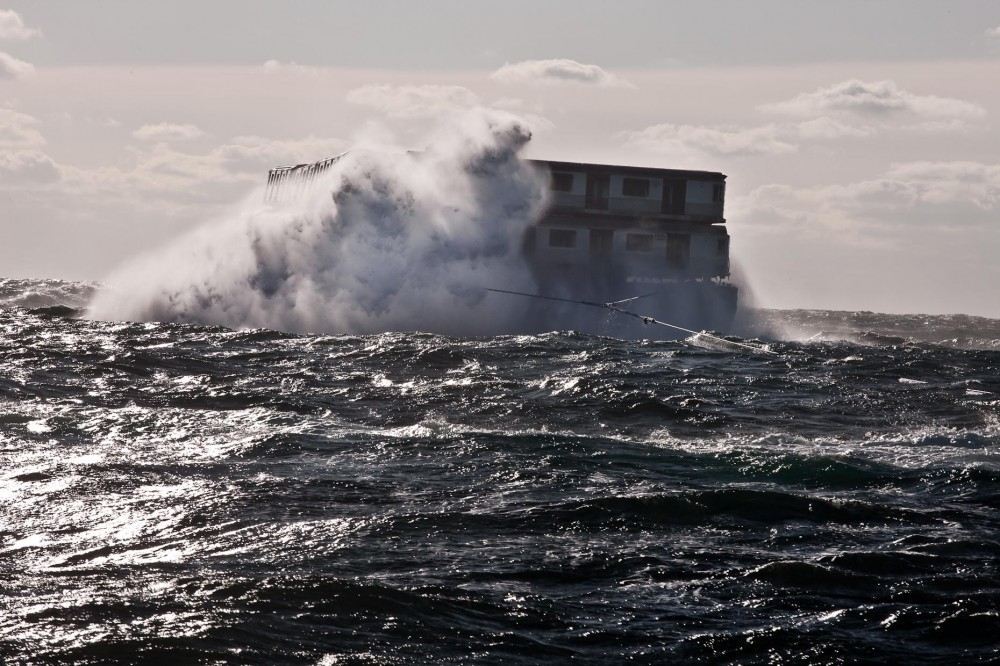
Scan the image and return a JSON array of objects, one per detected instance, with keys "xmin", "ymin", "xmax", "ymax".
[{"xmin": 264, "ymin": 152, "xmax": 348, "ymax": 203}]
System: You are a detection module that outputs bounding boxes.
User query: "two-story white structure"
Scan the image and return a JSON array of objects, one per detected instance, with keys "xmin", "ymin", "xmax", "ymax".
[
  {"xmin": 263, "ymin": 154, "xmax": 739, "ymax": 335},
  {"xmin": 524, "ymin": 160, "xmax": 738, "ymax": 333}
]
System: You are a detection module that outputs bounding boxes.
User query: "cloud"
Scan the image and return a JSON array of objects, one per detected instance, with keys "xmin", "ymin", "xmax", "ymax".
[
  {"xmin": 208, "ymin": 134, "xmax": 345, "ymax": 174},
  {"xmin": 0, "ymin": 150, "xmax": 59, "ymax": 184},
  {"xmin": 0, "ymin": 108, "xmax": 45, "ymax": 147},
  {"xmin": 70, "ymin": 134, "xmax": 347, "ymax": 207},
  {"xmin": 261, "ymin": 59, "xmax": 319, "ymax": 75},
  {"xmin": 622, "ymin": 122, "xmax": 797, "ymax": 157},
  {"xmin": 987, "ymin": 25, "xmax": 1000, "ymax": 37},
  {"xmin": 624, "ymin": 113, "xmax": 881, "ymax": 160},
  {"xmin": 793, "ymin": 116, "xmax": 874, "ymax": 139},
  {"xmin": 736, "ymin": 160, "xmax": 1000, "ymax": 239},
  {"xmin": 0, "ymin": 50, "xmax": 33, "ymax": 79},
  {"xmin": 731, "ymin": 170, "xmax": 1000, "ymax": 317},
  {"xmin": 883, "ymin": 161, "xmax": 1000, "ymax": 208},
  {"xmin": 762, "ymin": 79, "xmax": 985, "ymax": 120},
  {"xmin": 346, "ymin": 84, "xmax": 481, "ymax": 118},
  {"xmin": 132, "ymin": 123, "xmax": 206, "ymax": 142},
  {"xmin": 0, "ymin": 9, "xmax": 39, "ymax": 40},
  {"xmin": 491, "ymin": 59, "xmax": 633, "ymax": 88}
]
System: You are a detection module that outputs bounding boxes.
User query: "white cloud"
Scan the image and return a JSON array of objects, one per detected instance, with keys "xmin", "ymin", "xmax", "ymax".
[
  {"xmin": 732, "ymin": 171, "xmax": 1000, "ymax": 316},
  {"xmin": 900, "ymin": 118, "xmax": 973, "ymax": 134},
  {"xmin": 0, "ymin": 108, "xmax": 45, "ymax": 147},
  {"xmin": 491, "ymin": 59, "xmax": 633, "ymax": 88},
  {"xmin": 793, "ymin": 116, "xmax": 874, "ymax": 139},
  {"xmin": 622, "ymin": 122, "xmax": 797, "ymax": 157},
  {"xmin": 0, "ymin": 150, "xmax": 59, "ymax": 184},
  {"xmin": 987, "ymin": 25, "xmax": 1000, "ymax": 37},
  {"xmin": 883, "ymin": 161, "xmax": 1000, "ymax": 208},
  {"xmin": 261, "ymin": 59, "xmax": 319, "ymax": 76},
  {"xmin": 210, "ymin": 134, "xmax": 345, "ymax": 174},
  {"xmin": 346, "ymin": 84, "xmax": 481, "ymax": 118},
  {"xmin": 71, "ymin": 134, "xmax": 346, "ymax": 206},
  {"xmin": 0, "ymin": 50, "xmax": 33, "ymax": 79},
  {"xmin": 132, "ymin": 123, "xmax": 206, "ymax": 143},
  {"xmin": 736, "ymin": 160, "xmax": 1000, "ymax": 238},
  {"xmin": 762, "ymin": 79, "xmax": 985, "ymax": 120},
  {"xmin": 0, "ymin": 9, "xmax": 39, "ymax": 40},
  {"xmin": 624, "ymin": 113, "xmax": 880, "ymax": 160}
]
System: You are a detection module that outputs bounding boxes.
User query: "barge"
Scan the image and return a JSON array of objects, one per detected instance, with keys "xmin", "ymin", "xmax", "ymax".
[
  {"xmin": 264, "ymin": 155, "xmax": 738, "ymax": 338},
  {"xmin": 525, "ymin": 159, "xmax": 737, "ymax": 336}
]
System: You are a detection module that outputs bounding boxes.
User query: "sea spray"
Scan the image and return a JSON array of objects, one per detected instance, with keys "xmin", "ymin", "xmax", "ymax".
[{"xmin": 87, "ymin": 111, "xmax": 548, "ymax": 335}]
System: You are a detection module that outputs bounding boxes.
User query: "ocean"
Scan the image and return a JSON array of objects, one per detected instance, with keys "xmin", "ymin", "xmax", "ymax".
[{"xmin": 1, "ymin": 278, "xmax": 998, "ymax": 664}]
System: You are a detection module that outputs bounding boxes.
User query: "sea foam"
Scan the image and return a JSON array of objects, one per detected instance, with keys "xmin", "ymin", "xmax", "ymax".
[{"xmin": 87, "ymin": 110, "xmax": 548, "ymax": 335}]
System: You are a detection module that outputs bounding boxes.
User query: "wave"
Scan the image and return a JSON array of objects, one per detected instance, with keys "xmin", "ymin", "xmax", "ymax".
[{"xmin": 86, "ymin": 110, "xmax": 548, "ymax": 336}]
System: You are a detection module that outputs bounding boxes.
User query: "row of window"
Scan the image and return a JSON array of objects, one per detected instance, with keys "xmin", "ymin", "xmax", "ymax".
[
  {"xmin": 547, "ymin": 229, "xmax": 728, "ymax": 256},
  {"xmin": 548, "ymin": 229, "xmax": 661, "ymax": 252},
  {"xmin": 551, "ymin": 173, "xmax": 652, "ymax": 198},
  {"xmin": 553, "ymin": 173, "xmax": 725, "ymax": 204}
]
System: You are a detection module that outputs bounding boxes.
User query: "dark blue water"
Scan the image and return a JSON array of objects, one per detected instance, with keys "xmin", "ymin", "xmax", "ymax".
[{"xmin": 2, "ymin": 279, "xmax": 999, "ymax": 664}]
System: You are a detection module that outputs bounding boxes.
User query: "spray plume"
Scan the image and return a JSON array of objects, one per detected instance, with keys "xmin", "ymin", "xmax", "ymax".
[{"xmin": 88, "ymin": 111, "xmax": 548, "ymax": 335}]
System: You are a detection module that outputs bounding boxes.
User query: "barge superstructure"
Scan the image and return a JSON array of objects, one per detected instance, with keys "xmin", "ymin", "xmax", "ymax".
[
  {"xmin": 525, "ymin": 159, "xmax": 737, "ymax": 335},
  {"xmin": 263, "ymin": 154, "xmax": 738, "ymax": 337}
]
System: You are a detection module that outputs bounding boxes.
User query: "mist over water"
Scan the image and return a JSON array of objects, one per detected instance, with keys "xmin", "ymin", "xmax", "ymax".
[{"xmin": 88, "ymin": 111, "xmax": 547, "ymax": 336}]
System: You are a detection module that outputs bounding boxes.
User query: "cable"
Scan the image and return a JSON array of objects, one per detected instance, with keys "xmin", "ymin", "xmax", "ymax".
[{"xmin": 486, "ymin": 287, "xmax": 776, "ymax": 355}]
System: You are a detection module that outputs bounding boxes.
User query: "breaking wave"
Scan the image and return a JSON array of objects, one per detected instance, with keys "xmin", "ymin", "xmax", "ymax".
[{"xmin": 87, "ymin": 111, "xmax": 547, "ymax": 335}]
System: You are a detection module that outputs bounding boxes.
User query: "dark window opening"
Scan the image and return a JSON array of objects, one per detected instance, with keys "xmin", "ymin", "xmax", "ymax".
[
  {"xmin": 551, "ymin": 172, "xmax": 574, "ymax": 192},
  {"xmin": 666, "ymin": 233, "xmax": 690, "ymax": 269},
  {"xmin": 626, "ymin": 233, "xmax": 654, "ymax": 252},
  {"xmin": 712, "ymin": 182, "xmax": 725, "ymax": 203},
  {"xmin": 585, "ymin": 174, "xmax": 610, "ymax": 210},
  {"xmin": 622, "ymin": 177, "xmax": 650, "ymax": 197},
  {"xmin": 662, "ymin": 179, "xmax": 687, "ymax": 215},
  {"xmin": 548, "ymin": 229, "xmax": 577, "ymax": 248}
]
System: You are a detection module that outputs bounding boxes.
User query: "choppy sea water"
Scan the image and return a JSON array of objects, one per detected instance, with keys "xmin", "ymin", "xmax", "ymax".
[{"xmin": 2, "ymin": 278, "xmax": 999, "ymax": 664}]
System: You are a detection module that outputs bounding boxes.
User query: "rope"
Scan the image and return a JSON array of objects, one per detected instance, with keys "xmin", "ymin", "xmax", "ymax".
[{"xmin": 487, "ymin": 287, "xmax": 776, "ymax": 355}]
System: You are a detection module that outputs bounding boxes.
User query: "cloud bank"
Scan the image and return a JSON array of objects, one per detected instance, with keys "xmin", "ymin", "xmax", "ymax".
[
  {"xmin": 261, "ymin": 59, "xmax": 319, "ymax": 76},
  {"xmin": 738, "ymin": 160, "xmax": 1000, "ymax": 236},
  {"xmin": 0, "ymin": 149, "xmax": 59, "ymax": 184},
  {"xmin": 0, "ymin": 50, "xmax": 33, "ymax": 79},
  {"xmin": 0, "ymin": 108, "xmax": 45, "ymax": 147},
  {"xmin": 346, "ymin": 84, "xmax": 481, "ymax": 118},
  {"xmin": 491, "ymin": 59, "xmax": 633, "ymax": 88},
  {"xmin": 761, "ymin": 79, "xmax": 985, "ymax": 119},
  {"xmin": 626, "ymin": 79, "xmax": 984, "ymax": 160},
  {"xmin": 132, "ymin": 123, "xmax": 206, "ymax": 143},
  {"xmin": 623, "ymin": 123, "xmax": 797, "ymax": 157},
  {"xmin": 0, "ymin": 9, "xmax": 39, "ymax": 40}
]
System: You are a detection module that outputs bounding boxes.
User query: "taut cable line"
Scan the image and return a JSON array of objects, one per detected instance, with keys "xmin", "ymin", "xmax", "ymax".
[{"xmin": 487, "ymin": 288, "xmax": 776, "ymax": 355}]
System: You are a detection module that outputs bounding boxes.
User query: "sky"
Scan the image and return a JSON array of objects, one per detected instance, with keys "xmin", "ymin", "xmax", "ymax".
[{"xmin": 1, "ymin": 1, "xmax": 999, "ymax": 317}]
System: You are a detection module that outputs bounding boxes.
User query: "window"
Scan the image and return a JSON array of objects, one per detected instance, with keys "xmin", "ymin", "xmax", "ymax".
[
  {"xmin": 622, "ymin": 177, "xmax": 650, "ymax": 197},
  {"xmin": 551, "ymin": 172, "xmax": 574, "ymax": 192},
  {"xmin": 712, "ymin": 182, "xmax": 725, "ymax": 203},
  {"xmin": 548, "ymin": 229, "xmax": 577, "ymax": 248},
  {"xmin": 626, "ymin": 233, "xmax": 654, "ymax": 252}
]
